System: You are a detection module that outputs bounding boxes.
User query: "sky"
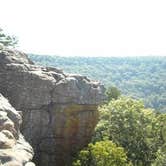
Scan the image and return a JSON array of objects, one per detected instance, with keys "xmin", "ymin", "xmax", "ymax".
[{"xmin": 1, "ymin": 0, "xmax": 166, "ymax": 57}]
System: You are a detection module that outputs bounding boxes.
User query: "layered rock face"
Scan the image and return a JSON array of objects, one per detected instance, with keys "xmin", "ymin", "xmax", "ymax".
[
  {"xmin": 0, "ymin": 48, "xmax": 105, "ymax": 166},
  {"xmin": 0, "ymin": 94, "xmax": 35, "ymax": 166}
]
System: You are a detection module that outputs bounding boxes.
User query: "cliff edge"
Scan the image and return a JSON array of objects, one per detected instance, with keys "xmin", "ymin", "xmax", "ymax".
[{"xmin": 0, "ymin": 48, "xmax": 105, "ymax": 166}]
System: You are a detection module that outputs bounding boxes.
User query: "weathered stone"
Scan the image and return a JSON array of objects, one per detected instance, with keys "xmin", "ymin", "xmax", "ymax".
[
  {"xmin": 25, "ymin": 162, "xmax": 36, "ymax": 166},
  {"xmin": 0, "ymin": 43, "xmax": 4, "ymax": 50},
  {"xmin": 0, "ymin": 94, "xmax": 35, "ymax": 166},
  {"xmin": 0, "ymin": 48, "xmax": 105, "ymax": 166}
]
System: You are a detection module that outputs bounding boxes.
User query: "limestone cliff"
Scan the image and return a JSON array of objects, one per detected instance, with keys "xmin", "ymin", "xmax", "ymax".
[
  {"xmin": 0, "ymin": 48, "xmax": 105, "ymax": 166},
  {"xmin": 0, "ymin": 94, "xmax": 35, "ymax": 166}
]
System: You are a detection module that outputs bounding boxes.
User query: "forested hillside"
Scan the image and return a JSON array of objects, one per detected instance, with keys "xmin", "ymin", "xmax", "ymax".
[{"xmin": 28, "ymin": 54, "xmax": 166, "ymax": 112}]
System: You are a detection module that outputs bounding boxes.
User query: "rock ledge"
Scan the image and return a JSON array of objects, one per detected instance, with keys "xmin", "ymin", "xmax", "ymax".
[{"xmin": 0, "ymin": 48, "xmax": 105, "ymax": 166}]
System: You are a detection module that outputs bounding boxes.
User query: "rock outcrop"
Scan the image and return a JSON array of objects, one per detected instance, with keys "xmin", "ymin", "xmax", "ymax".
[
  {"xmin": 0, "ymin": 94, "xmax": 35, "ymax": 166},
  {"xmin": 0, "ymin": 48, "xmax": 105, "ymax": 166}
]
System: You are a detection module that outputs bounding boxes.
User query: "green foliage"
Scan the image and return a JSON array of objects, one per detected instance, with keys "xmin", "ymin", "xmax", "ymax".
[
  {"xmin": 28, "ymin": 54, "xmax": 166, "ymax": 112},
  {"xmin": 105, "ymin": 86, "xmax": 121, "ymax": 101},
  {"xmin": 0, "ymin": 28, "xmax": 18, "ymax": 47},
  {"xmin": 152, "ymin": 144, "xmax": 166, "ymax": 166},
  {"xmin": 93, "ymin": 98, "xmax": 166, "ymax": 166},
  {"xmin": 72, "ymin": 140, "xmax": 132, "ymax": 166}
]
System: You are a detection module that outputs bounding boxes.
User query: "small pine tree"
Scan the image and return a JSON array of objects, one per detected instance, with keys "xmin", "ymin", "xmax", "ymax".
[{"xmin": 0, "ymin": 28, "xmax": 18, "ymax": 47}]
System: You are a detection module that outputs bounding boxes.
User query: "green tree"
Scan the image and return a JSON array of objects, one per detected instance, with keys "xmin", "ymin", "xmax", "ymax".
[
  {"xmin": 0, "ymin": 28, "xmax": 18, "ymax": 47},
  {"xmin": 105, "ymin": 86, "xmax": 121, "ymax": 101},
  {"xmin": 94, "ymin": 97, "xmax": 166, "ymax": 166},
  {"xmin": 151, "ymin": 114, "xmax": 166, "ymax": 166},
  {"xmin": 72, "ymin": 140, "xmax": 132, "ymax": 166},
  {"xmin": 152, "ymin": 144, "xmax": 166, "ymax": 166}
]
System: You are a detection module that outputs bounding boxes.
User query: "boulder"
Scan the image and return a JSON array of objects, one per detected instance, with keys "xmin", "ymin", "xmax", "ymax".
[
  {"xmin": 0, "ymin": 48, "xmax": 105, "ymax": 166},
  {"xmin": 0, "ymin": 94, "xmax": 35, "ymax": 166}
]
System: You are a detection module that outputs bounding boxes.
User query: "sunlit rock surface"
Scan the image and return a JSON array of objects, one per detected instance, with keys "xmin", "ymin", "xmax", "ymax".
[
  {"xmin": 0, "ymin": 48, "xmax": 105, "ymax": 166},
  {"xmin": 0, "ymin": 94, "xmax": 35, "ymax": 166}
]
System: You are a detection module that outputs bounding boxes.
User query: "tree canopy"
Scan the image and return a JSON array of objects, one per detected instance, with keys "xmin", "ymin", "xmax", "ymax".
[
  {"xmin": 93, "ymin": 98, "xmax": 166, "ymax": 166},
  {"xmin": 105, "ymin": 86, "xmax": 121, "ymax": 101},
  {"xmin": 72, "ymin": 140, "xmax": 132, "ymax": 166},
  {"xmin": 0, "ymin": 28, "xmax": 18, "ymax": 47}
]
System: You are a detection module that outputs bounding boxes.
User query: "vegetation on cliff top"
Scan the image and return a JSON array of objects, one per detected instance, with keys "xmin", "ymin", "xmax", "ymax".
[{"xmin": 0, "ymin": 28, "xmax": 18, "ymax": 47}]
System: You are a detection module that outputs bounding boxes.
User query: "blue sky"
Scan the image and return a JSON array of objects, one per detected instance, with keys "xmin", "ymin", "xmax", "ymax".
[{"xmin": 1, "ymin": 0, "xmax": 166, "ymax": 56}]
